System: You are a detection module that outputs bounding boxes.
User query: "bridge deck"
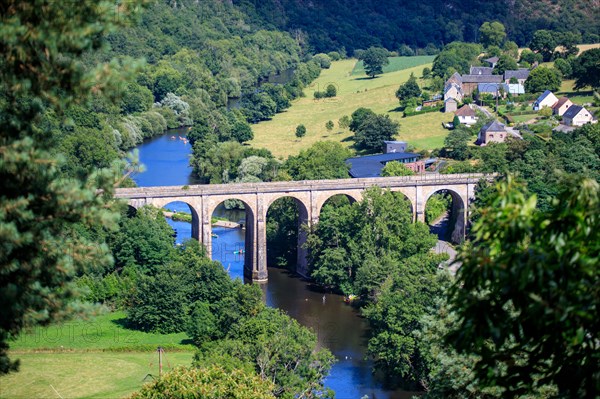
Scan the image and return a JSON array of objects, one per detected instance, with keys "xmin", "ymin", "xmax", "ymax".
[{"xmin": 115, "ymin": 173, "xmax": 490, "ymax": 199}]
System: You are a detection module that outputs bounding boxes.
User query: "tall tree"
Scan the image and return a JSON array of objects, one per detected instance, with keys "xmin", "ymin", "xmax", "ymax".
[
  {"xmin": 360, "ymin": 47, "xmax": 390, "ymax": 78},
  {"xmin": 353, "ymin": 114, "xmax": 400, "ymax": 152},
  {"xmin": 572, "ymin": 48, "xmax": 600, "ymax": 90},
  {"xmin": 478, "ymin": 21, "xmax": 506, "ymax": 48},
  {"xmin": 395, "ymin": 73, "xmax": 422, "ymax": 103},
  {"xmin": 0, "ymin": 0, "xmax": 144, "ymax": 374},
  {"xmin": 524, "ymin": 66, "xmax": 562, "ymax": 93},
  {"xmin": 446, "ymin": 177, "xmax": 600, "ymax": 397},
  {"xmin": 529, "ymin": 30, "xmax": 557, "ymax": 62}
]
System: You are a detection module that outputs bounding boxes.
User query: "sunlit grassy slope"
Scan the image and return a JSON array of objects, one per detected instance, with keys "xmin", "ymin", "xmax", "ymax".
[
  {"xmin": 0, "ymin": 312, "xmax": 194, "ymax": 399},
  {"xmin": 351, "ymin": 55, "xmax": 435, "ymax": 75},
  {"xmin": 250, "ymin": 57, "xmax": 450, "ymax": 158}
]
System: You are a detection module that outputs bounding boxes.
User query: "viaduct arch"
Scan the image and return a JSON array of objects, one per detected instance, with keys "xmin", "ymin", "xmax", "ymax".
[{"xmin": 116, "ymin": 174, "xmax": 491, "ymax": 282}]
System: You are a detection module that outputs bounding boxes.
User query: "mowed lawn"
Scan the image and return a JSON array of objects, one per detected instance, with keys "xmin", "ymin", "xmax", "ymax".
[
  {"xmin": 250, "ymin": 58, "xmax": 450, "ymax": 157},
  {"xmin": 0, "ymin": 351, "xmax": 194, "ymax": 399},
  {"xmin": 1, "ymin": 312, "xmax": 195, "ymax": 398}
]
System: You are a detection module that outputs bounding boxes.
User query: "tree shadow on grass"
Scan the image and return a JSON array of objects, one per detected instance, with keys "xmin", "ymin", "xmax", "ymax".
[
  {"xmin": 388, "ymin": 106, "xmax": 404, "ymax": 113},
  {"xmin": 111, "ymin": 316, "xmax": 136, "ymax": 330},
  {"xmin": 353, "ymin": 76, "xmax": 378, "ymax": 81},
  {"xmin": 341, "ymin": 136, "xmax": 354, "ymax": 143}
]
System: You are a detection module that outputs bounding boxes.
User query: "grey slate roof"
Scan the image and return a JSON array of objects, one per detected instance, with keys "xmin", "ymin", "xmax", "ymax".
[
  {"xmin": 461, "ymin": 74, "xmax": 503, "ymax": 83},
  {"xmin": 346, "ymin": 153, "xmax": 421, "ymax": 178},
  {"xmin": 447, "ymin": 72, "xmax": 462, "ymax": 85},
  {"xmin": 470, "ymin": 66, "xmax": 494, "ymax": 75},
  {"xmin": 563, "ymin": 105, "xmax": 584, "ymax": 119},
  {"xmin": 504, "ymin": 69, "xmax": 530, "ymax": 81},
  {"xmin": 481, "ymin": 120, "xmax": 506, "ymax": 133},
  {"xmin": 484, "ymin": 56, "xmax": 500, "ymax": 64},
  {"xmin": 478, "ymin": 83, "xmax": 510, "ymax": 93}
]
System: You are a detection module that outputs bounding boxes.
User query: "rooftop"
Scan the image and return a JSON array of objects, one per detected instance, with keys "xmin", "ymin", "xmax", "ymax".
[
  {"xmin": 478, "ymin": 82, "xmax": 509, "ymax": 93},
  {"xmin": 461, "ymin": 74, "xmax": 503, "ymax": 83},
  {"xmin": 455, "ymin": 105, "xmax": 476, "ymax": 117},
  {"xmin": 563, "ymin": 105, "xmax": 584, "ymax": 119},
  {"xmin": 481, "ymin": 120, "xmax": 506, "ymax": 133},
  {"xmin": 470, "ymin": 66, "xmax": 494, "ymax": 75},
  {"xmin": 504, "ymin": 69, "xmax": 530, "ymax": 80},
  {"xmin": 553, "ymin": 97, "xmax": 572, "ymax": 109},
  {"xmin": 346, "ymin": 152, "xmax": 421, "ymax": 178}
]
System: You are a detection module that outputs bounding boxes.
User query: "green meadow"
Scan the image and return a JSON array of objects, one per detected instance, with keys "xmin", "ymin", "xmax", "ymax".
[
  {"xmin": 351, "ymin": 55, "xmax": 435, "ymax": 75},
  {"xmin": 1, "ymin": 312, "xmax": 195, "ymax": 399},
  {"xmin": 250, "ymin": 57, "xmax": 450, "ymax": 157}
]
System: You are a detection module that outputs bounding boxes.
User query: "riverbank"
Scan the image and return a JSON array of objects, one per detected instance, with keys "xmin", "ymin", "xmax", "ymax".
[{"xmin": 163, "ymin": 211, "xmax": 241, "ymax": 228}]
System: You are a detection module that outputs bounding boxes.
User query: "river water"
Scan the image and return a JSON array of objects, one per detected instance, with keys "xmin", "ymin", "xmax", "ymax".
[{"xmin": 133, "ymin": 131, "xmax": 417, "ymax": 399}]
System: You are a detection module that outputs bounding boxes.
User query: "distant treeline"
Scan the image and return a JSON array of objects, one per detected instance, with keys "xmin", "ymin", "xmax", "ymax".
[{"xmin": 235, "ymin": 0, "xmax": 600, "ymax": 52}]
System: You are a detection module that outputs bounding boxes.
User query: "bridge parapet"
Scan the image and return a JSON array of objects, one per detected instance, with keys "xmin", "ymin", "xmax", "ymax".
[{"xmin": 114, "ymin": 173, "xmax": 494, "ymax": 199}]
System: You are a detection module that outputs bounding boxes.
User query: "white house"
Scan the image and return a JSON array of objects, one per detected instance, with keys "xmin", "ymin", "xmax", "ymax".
[
  {"xmin": 533, "ymin": 90, "xmax": 559, "ymax": 111},
  {"xmin": 454, "ymin": 105, "xmax": 478, "ymax": 125},
  {"xmin": 562, "ymin": 105, "xmax": 596, "ymax": 126},
  {"xmin": 552, "ymin": 97, "xmax": 573, "ymax": 116}
]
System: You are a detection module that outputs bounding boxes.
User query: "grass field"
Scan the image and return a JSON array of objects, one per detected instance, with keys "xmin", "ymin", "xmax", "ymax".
[
  {"xmin": 1, "ymin": 312, "xmax": 195, "ymax": 398},
  {"xmin": 558, "ymin": 79, "xmax": 596, "ymax": 105},
  {"xmin": 351, "ymin": 55, "xmax": 435, "ymax": 76},
  {"xmin": 0, "ymin": 352, "xmax": 194, "ymax": 399},
  {"xmin": 250, "ymin": 57, "xmax": 450, "ymax": 157},
  {"xmin": 10, "ymin": 311, "xmax": 194, "ymax": 352}
]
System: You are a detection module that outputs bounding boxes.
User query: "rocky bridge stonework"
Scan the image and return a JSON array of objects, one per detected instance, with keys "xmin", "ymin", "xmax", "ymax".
[{"xmin": 115, "ymin": 174, "xmax": 491, "ymax": 281}]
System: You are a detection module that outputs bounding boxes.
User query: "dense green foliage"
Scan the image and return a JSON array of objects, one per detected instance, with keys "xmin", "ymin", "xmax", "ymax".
[
  {"xmin": 432, "ymin": 42, "xmax": 483, "ymax": 78},
  {"xmin": 425, "ymin": 194, "xmax": 452, "ymax": 224},
  {"xmin": 395, "ymin": 73, "xmax": 422, "ymax": 103},
  {"xmin": 285, "ymin": 141, "xmax": 352, "ymax": 180},
  {"xmin": 0, "ymin": 0, "xmax": 144, "ymax": 374},
  {"xmin": 524, "ymin": 66, "xmax": 562, "ymax": 93},
  {"xmin": 234, "ymin": 0, "xmax": 600, "ymax": 52},
  {"xmin": 307, "ymin": 187, "xmax": 439, "ymax": 296},
  {"xmin": 381, "ymin": 161, "xmax": 415, "ymax": 177},
  {"xmin": 446, "ymin": 177, "xmax": 600, "ymax": 397},
  {"xmin": 352, "ymin": 114, "xmax": 400, "ymax": 152},
  {"xmin": 130, "ymin": 365, "xmax": 276, "ymax": 399},
  {"xmin": 572, "ymin": 48, "xmax": 600, "ymax": 90},
  {"xmin": 306, "ymin": 187, "xmax": 447, "ymax": 387},
  {"xmin": 442, "ymin": 124, "xmax": 600, "ymax": 212}
]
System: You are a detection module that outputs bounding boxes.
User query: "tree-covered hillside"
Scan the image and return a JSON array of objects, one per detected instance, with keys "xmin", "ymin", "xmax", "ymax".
[{"xmin": 235, "ymin": 0, "xmax": 600, "ymax": 52}]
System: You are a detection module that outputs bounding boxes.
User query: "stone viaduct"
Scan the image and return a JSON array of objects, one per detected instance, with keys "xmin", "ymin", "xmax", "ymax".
[{"xmin": 115, "ymin": 173, "xmax": 489, "ymax": 282}]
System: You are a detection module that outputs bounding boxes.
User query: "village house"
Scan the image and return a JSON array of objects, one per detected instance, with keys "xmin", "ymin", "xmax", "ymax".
[
  {"xmin": 507, "ymin": 83, "xmax": 525, "ymax": 95},
  {"xmin": 504, "ymin": 69, "xmax": 530, "ymax": 86},
  {"xmin": 454, "ymin": 105, "xmax": 478, "ymax": 125},
  {"xmin": 477, "ymin": 120, "xmax": 508, "ymax": 146},
  {"xmin": 562, "ymin": 105, "xmax": 596, "ymax": 126},
  {"xmin": 478, "ymin": 82, "xmax": 509, "ymax": 98},
  {"xmin": 533, "ymin": 90, "xmax": 559, "ymax": 111},
  {"xmin": 483, "ymin": 56, "xmax": 499, "ymax": 68},
  {"xmin": 444, "ymin": 97, "xmax": 459, "ymax": 113},
  {"xmin": 461, "ymin": 74, "xmax": 503, "ymax": 96},
  {"xmin": 443, "ymin": 73, "xmax": 464, "ymax": 113},
  {"xmin": 552, "ymin": 97, "xmax": 573, "ymax": 116}
]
